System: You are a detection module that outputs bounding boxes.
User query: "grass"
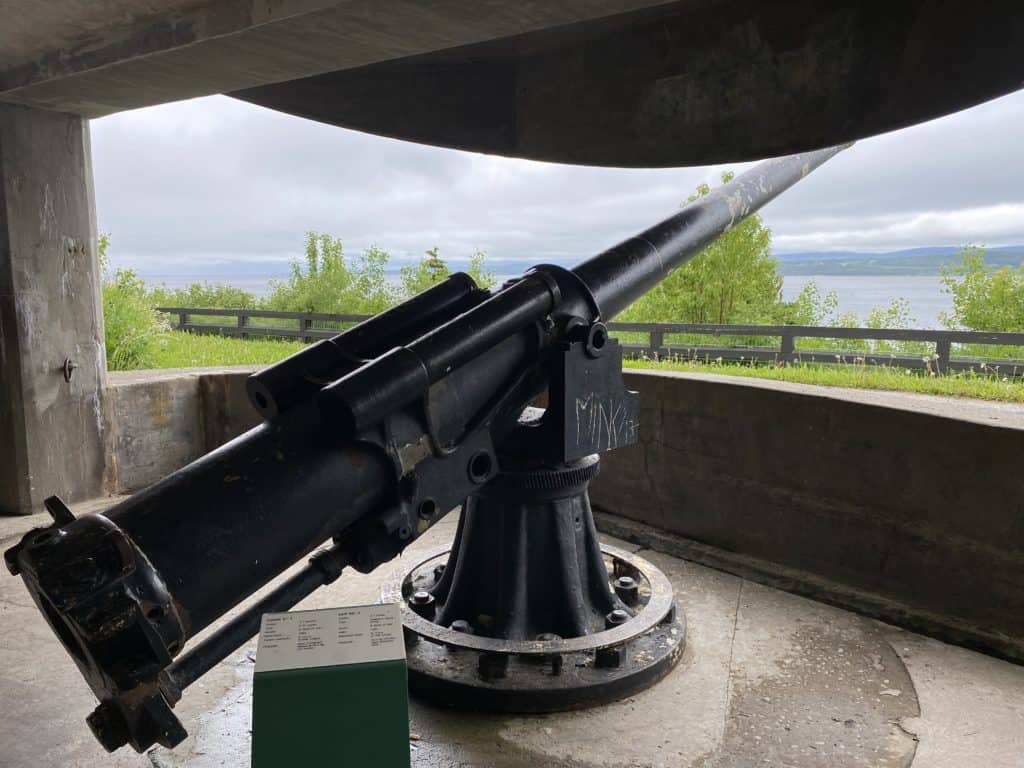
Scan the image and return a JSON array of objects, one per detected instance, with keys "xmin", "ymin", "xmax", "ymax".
[
  {"xmin": 146, "ymin": 331, "xmax": 1024, "ymax": 404},
  {"xmin": 151, "ymin": 331, "xmax": 305, "ymax": 368},
  {"xmin": 626, "ymin": 357, "xmax": 1024, "ymax": 403}
]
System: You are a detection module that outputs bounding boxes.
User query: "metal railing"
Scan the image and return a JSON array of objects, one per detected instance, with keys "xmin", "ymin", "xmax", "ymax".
[
  {"xmin": 608, "ymin": 322, "xmax": 1024, "ymax": 372},
  {"xmin": 157, "ymin": 307, "xmax": 367, "ymax": 342},
  {"xmin": 157, "ymin": 307, "xmax": 1024, "ymax": 373}
]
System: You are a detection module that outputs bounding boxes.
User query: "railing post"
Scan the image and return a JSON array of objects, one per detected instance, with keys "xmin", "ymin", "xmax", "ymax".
[
  {"xmin": 780, "ymin": 330, "xmax": 795, "ymax": 365},
  {"xmin": 301, "ymin": 317, "xmax": 313, "ymax": 343},
  {"xmin": 237, "ymin": 313, "xmax": 249, "ymax": 340},
  {"xmin": 649, "ymin": 330, "xmax": 664, "ymax": 360},
  {"xmin": 935, "ymin": 339, "xmax": 951, "ymax": 375},
  {"xmin": 178, "ymin": 312, "xmax": 188, "ymax": 330}
]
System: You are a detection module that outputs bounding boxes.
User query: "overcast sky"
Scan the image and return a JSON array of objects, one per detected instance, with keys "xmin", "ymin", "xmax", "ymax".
[{"xmin": 91, "ymin": 87, "xmax": 1024, "ymax": 275}]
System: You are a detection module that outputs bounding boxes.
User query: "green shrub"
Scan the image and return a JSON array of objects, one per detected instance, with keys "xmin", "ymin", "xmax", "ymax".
[
  {"xmin": 148, "ymin": 281, "xmax": 258, "ymax": 309},
  {"xmin": 99, "ymin": 235, "xmax": 168, "ymax": 370},
  {"xmin": 266, "ymin": 233, "xmax": 397, "ymax": 314},
  {"xmin": 940, "ymin": 245, "xmax": 1024, "ymax": 332}
]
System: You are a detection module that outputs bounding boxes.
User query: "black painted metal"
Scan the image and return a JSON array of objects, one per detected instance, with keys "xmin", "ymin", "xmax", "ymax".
[
  {"xmin": 5, "ymin": 147, "xmax": 841, "ymax": 753},
  {"xmin": 573, "ymin": 146, "xmax": 848, "ymax": 319},
  {"xmin": 162, "ymin": 545, "xmax": 349, "ymax": 696},
  {"xmin": 391, "ymin": 536, "xmax": 685, "ymax": 712},
  {"xmin": 388, "ymin": 454, "xmax": 685, "ymax": 710},
  {"xmin": 102, "ymin": 404, "xmax": 390, "ymax": 636},
  {"xmin": 433, "ymin": 455, "xmax": 614, "ymax": 640},
  {"xmin": 247, "ymin": 272, "xmax": 485, "ymax": 419}
]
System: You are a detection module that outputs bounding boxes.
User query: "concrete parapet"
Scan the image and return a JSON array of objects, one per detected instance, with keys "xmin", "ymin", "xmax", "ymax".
[
  {"xmin": 589, "ymin": 370, "xmax": 1024, "ymax": 661},
  {"xmin": 93, "ymin": 366, "xmax": 1024, "ymax": 660},
  {"xmin": 105, "ymin": 367, "xmax": 258, "ymax": 493}
]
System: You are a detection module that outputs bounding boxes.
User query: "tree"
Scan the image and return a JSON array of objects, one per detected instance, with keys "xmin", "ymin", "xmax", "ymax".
[
  {"xmin": 399, "ymin": 246, "xmax": 498, "ymax": 298},
  {"xmin": 266, "ymin": 232, "xmax": 396, "ymax": 314},
  {"xmin": 940, "ymin": 245, "xmax": 1024, "ymax": 332},
  {"xmin": 618, "ymin": 173, "xmax": 781, "ymax": 324},
  {"xmin": 347, "ymin": 245, "xmax": 396, "ymax": 313},
  {"xmin": 785, "ymin": 281, "xmax": 841, "ymax": 326},
  {"xmin": 400, "ymin": 246, "xmax": 451, "ymax": 298}
]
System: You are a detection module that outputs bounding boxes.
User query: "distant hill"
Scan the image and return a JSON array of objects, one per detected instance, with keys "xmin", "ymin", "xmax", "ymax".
[
  {"xmin": 129, "ymin": 245, "xmax": 1024, "ymax": 286},
  {"xmin": 776, "ymin": 245, "xmax": 1024, "ymax": 275}
]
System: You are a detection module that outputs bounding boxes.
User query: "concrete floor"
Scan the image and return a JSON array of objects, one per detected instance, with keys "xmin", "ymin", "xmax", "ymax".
[{"xmin": 3, "ymin": 506, "xmax": 1024, "ymax": 767}]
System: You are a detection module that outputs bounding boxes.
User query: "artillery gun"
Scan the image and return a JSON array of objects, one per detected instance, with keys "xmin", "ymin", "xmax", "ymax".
[
  {"xmin": 6, "ymin": 146, "xmax": 845, "ymax": 753},
  {"xmin": 6, "ymin": 0, "xmax": 1024, "ymax": 757}
]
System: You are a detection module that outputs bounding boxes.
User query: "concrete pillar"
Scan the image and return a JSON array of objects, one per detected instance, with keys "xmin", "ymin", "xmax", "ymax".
[{"xmin": 0, "ymin": 104, "xmax": 107, "ymax": 515}]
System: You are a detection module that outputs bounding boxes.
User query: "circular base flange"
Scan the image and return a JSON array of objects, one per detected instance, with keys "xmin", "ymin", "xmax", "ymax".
[{"xmin": 381, "ymin": 544, "xmax": 686, "ymax": 712}]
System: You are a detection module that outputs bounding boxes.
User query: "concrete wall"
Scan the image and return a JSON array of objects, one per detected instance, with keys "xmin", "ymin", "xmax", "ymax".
[
  {"xmin": 0, "ymin": 1, "xmax": 675, "ymax": 117},
  {"xmin": 98, "ymin": 365, "xmax": 1024, "ymax": 661},
  {"xmin": 105, "ymin": 368, "xmax": 258, "ymax": 493},
  {"xmin": 590, "ymin": 370, "xmax": 1024, "ymax": 662},
  {"xmin": 0, "ymin": 104, "xmax": 107, "ymax": 515}
]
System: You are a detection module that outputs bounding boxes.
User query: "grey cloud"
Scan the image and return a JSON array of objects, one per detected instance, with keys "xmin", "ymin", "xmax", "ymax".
[{"xmin": 90, "ymin": 88, "xmax": 1024, "ymax": 274}]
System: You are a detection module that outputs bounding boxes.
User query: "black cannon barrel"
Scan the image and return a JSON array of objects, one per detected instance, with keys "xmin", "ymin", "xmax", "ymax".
[
  {"xmin": 133, "ymin": 146, "xmax": 847, "ymax": 636},
  {"xmin": 573, "ymin": 145, "xmax": 849, "ymax": 318},
  {"xmin": 247, "ymin": 271, "xmax": 484, "ymax": 419},
  {"xmin": 314, "ymin": 146, "xmax": 848, "ymax": 437},
  {"xmin": 103, "ymin": 146, "xmax": 850, "ymax": 641},
  {"xmin": 103, "ymin": 404, "xmax": 390, "ymax": 635}
]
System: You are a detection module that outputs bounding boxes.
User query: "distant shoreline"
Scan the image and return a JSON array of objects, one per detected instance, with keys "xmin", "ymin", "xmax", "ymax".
[
  {"xmin": 777, "ymin": 244, "xmax": 1024, "ymax": 276},
  {"xmin": 123, "ymin": 244, "xmax": 1024, "ymax": 283},
  {"xmin": 779, "ymin": 266, "xmax": 950, "ymax": 276}
]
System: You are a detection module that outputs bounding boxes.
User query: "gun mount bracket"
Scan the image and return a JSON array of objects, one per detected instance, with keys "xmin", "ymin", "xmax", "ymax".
[{"xmin": 382, "ymin": 543, "xmax": 685, "ymax": 712}]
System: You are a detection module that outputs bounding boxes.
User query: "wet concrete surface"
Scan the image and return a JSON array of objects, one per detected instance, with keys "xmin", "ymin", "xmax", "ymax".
[{"xmin": 3, "ymin": 508, "xmax": 1023, "ymax": 767}]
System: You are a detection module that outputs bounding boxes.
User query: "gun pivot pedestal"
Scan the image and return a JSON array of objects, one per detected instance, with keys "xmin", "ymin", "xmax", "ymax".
[{"xmin": 382, "ymin": 454, "xmax": 686, "ymax": 711}]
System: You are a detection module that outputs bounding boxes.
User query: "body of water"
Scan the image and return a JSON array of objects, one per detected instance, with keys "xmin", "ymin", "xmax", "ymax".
[
  {"xmin": 145, "ymin": 274, "xmax": 281, "ymax": 298},
  {"xmin": 781, "ymin": 275, "xmax": 951, "ymax": 328},
  {"xmin": 145, "ymin": 272, "xmax": 954, "ymax": 329}
]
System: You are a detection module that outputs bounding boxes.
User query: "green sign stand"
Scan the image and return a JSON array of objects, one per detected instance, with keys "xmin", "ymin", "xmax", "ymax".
[{"xmin": 252, "ymin": 603, "xmax": 410, "ymax": 767}]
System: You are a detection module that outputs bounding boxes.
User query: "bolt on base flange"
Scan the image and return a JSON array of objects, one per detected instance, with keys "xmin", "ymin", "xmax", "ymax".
[{"xmin": 382, "ymin": 544, "xmax": 686, "ymax": 713}]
